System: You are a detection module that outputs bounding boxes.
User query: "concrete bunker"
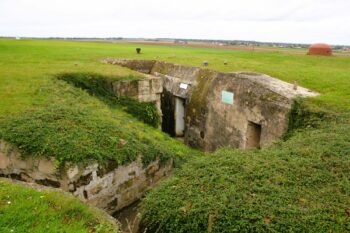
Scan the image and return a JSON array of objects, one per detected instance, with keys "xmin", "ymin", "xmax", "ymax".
[
  {"xmin": 0, "ymin": 59, "xmax": 320, "ymax": 231},
  {"xmin": 160, "ymin": 90, "xmax": 187, "ymax": 137},
  {"xmin": 246, "ymin": 121, "xmax": 262, "ymax": 149},
  {"xmin": 161, "ymin": 90, "xmax": 188, "ymax": 138},
  {"xmin": 104, "ymin": 58, "xmax": 319, "ymax": 151}
]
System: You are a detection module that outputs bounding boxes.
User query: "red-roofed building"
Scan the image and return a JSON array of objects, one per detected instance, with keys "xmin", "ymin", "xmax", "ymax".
[{"xmin": 308, "ymin": 43, "xmax": 332, "ymax": 56}]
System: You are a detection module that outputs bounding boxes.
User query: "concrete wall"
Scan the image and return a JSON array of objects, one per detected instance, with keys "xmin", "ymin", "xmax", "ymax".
[
  {"xmin": 104, "ymin": 59, "xmax": 319, "ymax": 152},
  {"xmin": 0, "ymin": 140, "xmax": 173, "ymax": 214},
  {"xmin": 151, "ymin": 61, "xmax": 200, "ymax": 84},
  {"xmin": 111, "ymin": 76, "xmax": 163, "ymax": 118},
  {"xmin": 198, "ymin": 73, "xmax": 292, "ymax": 151}
]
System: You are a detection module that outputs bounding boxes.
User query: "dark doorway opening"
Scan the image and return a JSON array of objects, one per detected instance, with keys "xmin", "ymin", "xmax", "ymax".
[
  {"xmin": 161, "ymin": 91, "xmax": 186, "ymax": 137},
  {"xmin": 246, "ymin": 121, "xmax": 262, "ymax": 149},
  {"xmin": 161, "ymin": 90, "xmax": 175, "ymax": 137}
]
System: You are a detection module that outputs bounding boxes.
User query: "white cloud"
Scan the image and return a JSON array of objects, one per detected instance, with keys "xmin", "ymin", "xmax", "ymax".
[{"xmin": 0, "ymin": 0, "xmax": 349, "ymax": 45}]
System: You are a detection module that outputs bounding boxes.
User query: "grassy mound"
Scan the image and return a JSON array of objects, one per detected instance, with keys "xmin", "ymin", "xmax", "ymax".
[
  {"xmin": 0, "ymin": 78, "xmax": 191, "ymax": 167},
  {"xmin": 57, "ymin": 72, "xmax": 160, "ymax": 127},
  {"xmin": 0, "ymin": 39, "xmax": 196, "ymax": 168},
  {"xmin": 0, "ymin": 179, "xmax": 118, "ymax": 233},
  {"xmin": 141, "ymin": 104, "xmax": 350, "ymax": 232}
]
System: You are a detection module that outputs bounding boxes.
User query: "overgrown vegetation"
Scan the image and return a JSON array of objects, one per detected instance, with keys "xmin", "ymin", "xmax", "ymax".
[
  {"xmin": 141, "ymin": 106, "xmax": 350, "ymax": 232},
  {"xmin": 57, "ymin": 72, "xmax": 160, "ymax": 127},
  {"xmin": 287, "ymin": 98, "xmax": 332, "ymax": 131},
  {"xmin": 0, "ymin": 79, "xmax": 190, "ymax": 167},
  {"xmin": 0, "ymin": 39, "xmax": 349, "ymax": 231},
  {"xmin": 0, "ymin": 179, "xmax": 119, "ymax": 233}
]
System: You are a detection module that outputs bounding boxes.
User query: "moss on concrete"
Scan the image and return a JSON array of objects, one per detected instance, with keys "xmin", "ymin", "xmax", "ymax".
[{"xmin": 186, "ymin": 69, "xmax": 216, "ymax": 120}]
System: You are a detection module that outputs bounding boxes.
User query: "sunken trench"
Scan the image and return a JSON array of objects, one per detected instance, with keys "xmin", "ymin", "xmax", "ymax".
[
  {"xmin": 0, "ymin": 140, "xmax": 173, "ymax": 233},
  {"xmin": 0, "ymin": 60, "xmax": 319, "ymax": 232}
]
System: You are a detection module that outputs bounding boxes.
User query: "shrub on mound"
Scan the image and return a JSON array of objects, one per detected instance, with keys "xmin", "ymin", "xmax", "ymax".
[
  {"xmin": 57, "ymin": 72, "xmax": 161, "ymax": 128},
  {"xmin": 0, "ymin": 79, "xmax": 188, "ymax": 167},
  {"xmin": 141, "ymin": 119, "xmax": 350, "ymax": 232}
]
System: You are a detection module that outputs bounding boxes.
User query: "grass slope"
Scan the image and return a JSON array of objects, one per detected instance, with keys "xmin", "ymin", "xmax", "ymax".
[
  {"xmin": 0, "ymin": 39, "xmax": 194, "ymax": 167},
  {"xmin": 141, "ymin": 111, "xmax": 350, "ymax": 232},
  {"xmin": 0, "ymin": 179, "xmax": 118, "ymax": 233},
  {"xmin": 0, "ymin": 77, "xmax": 190, "ymax": 167},
  {"xmin": 57, "ymin": 72, "xmax": 160, "ymax": 127}
]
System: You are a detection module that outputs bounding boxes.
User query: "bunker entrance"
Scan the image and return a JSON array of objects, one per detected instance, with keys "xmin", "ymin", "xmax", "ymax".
[
  {"xmin": 161, "ymin": 91, "xmax": 175, "ymax": 137},
  {"xmin": 246, "ymin": 121, "xmax": 262, "ymax": 149},
  {"xmin": 161, "ymin": 91, "xmax": 186, "ymax": 137},
  {"xmin": 175, "ymin": 97, "xmax": 186, "ymax": 137}
]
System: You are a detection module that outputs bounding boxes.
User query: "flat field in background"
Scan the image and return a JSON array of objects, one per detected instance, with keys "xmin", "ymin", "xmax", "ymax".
[
  {"xmin": 127, "ymin": 40, "xmax": 350, "ymax": 57},
  {"xmin": 0, "ymin": 38, "xmax": 349, "ymax": 116}
]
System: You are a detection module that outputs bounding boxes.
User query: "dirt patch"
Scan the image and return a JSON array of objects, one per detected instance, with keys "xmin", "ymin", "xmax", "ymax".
[{"xmin": 113, "ymin": 201, "xmax": 141, "ymax": 233}]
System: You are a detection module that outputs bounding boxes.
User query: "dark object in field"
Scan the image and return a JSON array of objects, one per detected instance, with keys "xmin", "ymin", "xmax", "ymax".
[
  {"xmin": 136, "ymin": 48, "xmax": 142, "ymax": 54},
  {"xmin": 203, "ymin": 61, "xmax": 208, "ymax": 66}
]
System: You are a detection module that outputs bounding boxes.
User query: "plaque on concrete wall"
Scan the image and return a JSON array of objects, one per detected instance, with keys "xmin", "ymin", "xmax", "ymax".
[
  {"xmin": 179, "ymin": 83, "xmax": 188, "ymax": 89},
  {"xmin": 221, "ymin": 91, "xmax": 234, "ymax": 105}
]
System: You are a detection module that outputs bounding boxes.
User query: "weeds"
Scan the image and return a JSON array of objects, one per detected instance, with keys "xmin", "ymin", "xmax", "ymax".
[
  {"xmin": 0, "ymin": 79, "xmax": 187, "ymax": 167},
  {"xmin": 141, "ymin": 101, "xmax": 350, "ymax": 232}
]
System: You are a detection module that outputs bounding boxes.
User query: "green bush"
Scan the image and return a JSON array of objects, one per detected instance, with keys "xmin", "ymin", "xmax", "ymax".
[
  {"xmin": 57, "ymin": 72, "xmax": 161, "ymax": 128},
  {"xmin": 141, "ymin": 105, "xmax": 350, "ymax": 232},
  {"xmin": 287, "ymin": 98, "xmax": 331, "ymax": 131},
  {"xmin": 117, "ymin": 97, "xmax": 161, "ymax": 128},
  {"xmin": 0, "ymin": 79, "xmax": 176, "ymax": 167}
]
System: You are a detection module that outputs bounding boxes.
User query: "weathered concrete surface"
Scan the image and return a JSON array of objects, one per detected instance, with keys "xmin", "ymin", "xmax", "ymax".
[
  {"xmin": 103, "ymin": 58, "xmax": 156, "ymax": 74},
  {"xmin": 202, "ymin": 73, "xmax": 291, "ymax": 150},
  {"xmin": 154, "ymin": 72, "xmax": 193, "ymax": 99},
  {"xmin": 104, "ymin": 59, "xmax": 319, "ymax": 151},
  {"xmin": 151, "ymin": 61, "xmax": 201, "ymax": 84},
  {"xmin": 0, "ymin": 140, "xmax": 173, "ymax": 214},
  {"xmin": 111, "ymin": 75, "xmax": 163, "ymax": 117},
  {"xmin": 236, "ymin": 72, "xmax": 319, "ymax": 99}
]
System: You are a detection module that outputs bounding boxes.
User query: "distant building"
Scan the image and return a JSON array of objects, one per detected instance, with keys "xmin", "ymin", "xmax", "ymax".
[
  {"xmin": 15, "ymin": 37, "xmax": 21, "ymax": 40},
  {"xmin": 174, "ymin": 40, "xmax": 188, "ymax": 45},
  {"xmin": 308, "ymin": 43, "xmax": 332, "ymax": 56}
]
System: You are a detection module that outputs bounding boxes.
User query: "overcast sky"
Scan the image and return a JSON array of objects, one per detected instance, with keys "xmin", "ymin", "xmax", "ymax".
[{"xmin": 1, "ymin": 0, "xmax": 349, "ymax": 45}]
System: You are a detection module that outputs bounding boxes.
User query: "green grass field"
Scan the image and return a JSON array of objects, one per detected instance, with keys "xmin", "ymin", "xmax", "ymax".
[
  {"xmin": 0, "ymin": 179, "xmax": 118, "ymax": 233},
  {"xmin": 0, "ymin": 39, "xmax": 195, "ymax": 167},
  {"xmin": 0, "ymin": 38, "xmax": 349, "ymax": 232},
  {"xmin": 1, "ymin": 39, "xmax": 349, "ymax": 114}
]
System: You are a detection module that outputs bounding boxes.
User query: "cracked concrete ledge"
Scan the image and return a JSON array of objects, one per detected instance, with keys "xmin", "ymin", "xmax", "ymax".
[{"xmin": 0, "ymin": 140, "xmax": 173, "ymax": 214}]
